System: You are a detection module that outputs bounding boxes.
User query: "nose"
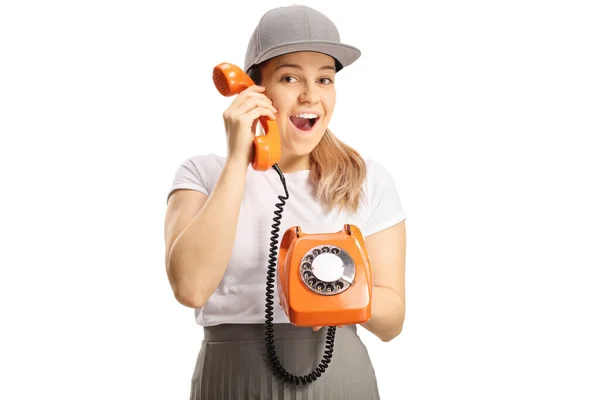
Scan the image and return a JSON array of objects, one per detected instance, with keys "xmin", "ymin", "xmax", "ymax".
[{"xmin": 298, "ymin": 82, "xmax": 319, "ymax": 104}]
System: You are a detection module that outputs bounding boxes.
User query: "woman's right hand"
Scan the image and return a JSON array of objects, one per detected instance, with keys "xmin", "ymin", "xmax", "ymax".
[{"xmin": 222, "ymin": 85, "xmax": 277, "ymax": 166}]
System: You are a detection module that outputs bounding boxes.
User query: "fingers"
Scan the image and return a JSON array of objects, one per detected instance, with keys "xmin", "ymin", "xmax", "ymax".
[
  {"xmin": 311, "ymin": 325, "xmax": 346, "ymax": 332},
  {"xmin": 223, "ymin": 86, "xmax": 278, "ymax": 129},
  {"xmin": 243, "ymin": 106, "xmax": 277, "ymax": 125},
  {"xmin": 228, "ymin": 86, "xmax": 277, "ymax": 113},
  {"xmin": 235, "ymin": 93, "xmax": 277, "ymax": 115},
  {"xmin": 243, "ymin": 84, "xmax": 266, "ymax": 94},
  {"xmin": 223, "ymin": 106, "xmax": 276, "ymax": 132}
]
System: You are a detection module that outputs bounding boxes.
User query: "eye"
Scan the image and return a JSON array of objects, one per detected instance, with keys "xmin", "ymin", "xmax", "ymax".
[
  {"xmin": 281, "ymin": 75, "xmax": 298, "ymax": 83},
  {"xmin": 320, "ymin": 77, "xmax": 334, "ymax": 85}
]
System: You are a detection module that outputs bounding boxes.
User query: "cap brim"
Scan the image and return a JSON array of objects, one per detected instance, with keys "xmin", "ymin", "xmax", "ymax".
[{"xmin": 246, "ymin": 41, "xmax": 361, "ymax": 72}]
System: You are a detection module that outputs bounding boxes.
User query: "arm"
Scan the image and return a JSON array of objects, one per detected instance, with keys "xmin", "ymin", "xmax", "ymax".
[
  {"xmin": 164, "ymin": 157, "xmax": 248, "ymax": 308},
  {"xmin": 361, "ymin": 220, "xmax": 406, "ymax": 342}
]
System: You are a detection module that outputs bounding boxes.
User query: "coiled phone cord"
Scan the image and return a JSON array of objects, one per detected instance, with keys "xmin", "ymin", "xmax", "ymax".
[{"xmin": 264, "ymin": 163, "xmax": 337, "ymax": 385}]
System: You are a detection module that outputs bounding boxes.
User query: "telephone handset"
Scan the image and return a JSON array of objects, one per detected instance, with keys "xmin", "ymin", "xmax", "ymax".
[
  {"xmin": 212, "ymin": 62, "xmax": 281, "ymax": 171},
  {"xmin": 212, "ymin": 62, "xmax": 373, "ymax": 386}
]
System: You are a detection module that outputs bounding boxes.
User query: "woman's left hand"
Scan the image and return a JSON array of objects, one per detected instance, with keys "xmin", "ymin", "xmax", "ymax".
[{"xmin": 312, "ymin": 325, "xmax": 345, "ymax": 331}]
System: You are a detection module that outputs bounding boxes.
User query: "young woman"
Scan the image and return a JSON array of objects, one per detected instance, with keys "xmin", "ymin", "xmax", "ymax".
[{"xmin": 164, "ymin": 5, "xmax": 407, "ymax": 399}]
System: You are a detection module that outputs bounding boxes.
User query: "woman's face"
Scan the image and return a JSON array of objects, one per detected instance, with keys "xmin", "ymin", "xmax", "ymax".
[{"xmin": 260, "ymin": 51, "xmax": 337, "ymax": 160}]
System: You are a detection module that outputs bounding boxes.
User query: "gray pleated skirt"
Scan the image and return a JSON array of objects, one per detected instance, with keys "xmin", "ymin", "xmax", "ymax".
[{"xmin": 189, "ymin": 323, "xmax": 380, "ymax": 400}]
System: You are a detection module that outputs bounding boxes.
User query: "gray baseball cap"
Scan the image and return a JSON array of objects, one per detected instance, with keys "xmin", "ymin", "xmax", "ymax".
[{"xmin": 244, "ymin": 5, "xmax": 361, "ymax": 73}]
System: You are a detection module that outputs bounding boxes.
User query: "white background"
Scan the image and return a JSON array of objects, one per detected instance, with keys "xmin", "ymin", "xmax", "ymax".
[{"xmin": 1, "ymin": 0, "xmax": 599, "ymax": 399}]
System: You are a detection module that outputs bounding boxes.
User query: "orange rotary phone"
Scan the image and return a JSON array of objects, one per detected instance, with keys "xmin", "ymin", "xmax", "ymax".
[
  {"xmin": 212, "ymin": 62, "xmax": 373, "ymax": 385},
  {"xmin": 278, "ymin": 224, "xmax": 373, "ymax": 327}
]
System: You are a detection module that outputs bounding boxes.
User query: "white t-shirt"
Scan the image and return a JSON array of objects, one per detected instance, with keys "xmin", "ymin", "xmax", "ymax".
[{"xmin": 167, "ymin": 153, "xmax": 407, "ymax": 326}]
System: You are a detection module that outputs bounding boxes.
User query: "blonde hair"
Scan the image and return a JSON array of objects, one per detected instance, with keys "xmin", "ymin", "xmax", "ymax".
[
  {"xmin": 309, "ymin": 129, "xmax": 367, "ymax": 214},
  {"xmin": 248, "ymin": 64, "xmax": 367, "ymax": 214}
]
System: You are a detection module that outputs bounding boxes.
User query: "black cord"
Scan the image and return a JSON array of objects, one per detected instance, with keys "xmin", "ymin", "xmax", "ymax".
[{"xmin": 264, "ymin": 163, "xmax": 337, "ymax": 385}]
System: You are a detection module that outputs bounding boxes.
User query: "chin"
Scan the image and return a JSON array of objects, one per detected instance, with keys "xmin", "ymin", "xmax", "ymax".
[{"xmin": 284, "ymin": 128, "xmax": 326, "ymax": 155}]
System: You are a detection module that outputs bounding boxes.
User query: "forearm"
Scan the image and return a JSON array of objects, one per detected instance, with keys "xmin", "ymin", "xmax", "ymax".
[
  {"xmin": 361, "ymin": 286, "xmax": 405, "ymax": 342},
  {"xmin": 167, "ymin": 158, "xmax": 248, "ymax": 307}
]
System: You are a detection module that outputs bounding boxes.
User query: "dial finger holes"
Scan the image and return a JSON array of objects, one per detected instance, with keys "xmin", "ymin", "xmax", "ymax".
[{"xmin": 300, "ymin": 245, "xmax": 356, "ymax": 295}]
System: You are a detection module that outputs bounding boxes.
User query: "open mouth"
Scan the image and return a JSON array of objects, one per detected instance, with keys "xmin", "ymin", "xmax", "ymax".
[{"xmin": 289, "ymin": 113, "xmax": 320, "ymax": 131}]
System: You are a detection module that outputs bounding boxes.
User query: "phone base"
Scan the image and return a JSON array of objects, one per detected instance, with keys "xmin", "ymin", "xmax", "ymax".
[
  {"xmin": 277, "ymin": 224, "xmax": 373, "ymax": 328},
  {"xmin": 284, "ymin": 307, "xmax": 371, "ymax": 328}
]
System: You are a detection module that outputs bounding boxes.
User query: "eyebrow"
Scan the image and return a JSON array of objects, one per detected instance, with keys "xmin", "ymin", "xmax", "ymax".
[{"xmin": 274, "ymin": 63, "xmax": 335, "ymax": 72}]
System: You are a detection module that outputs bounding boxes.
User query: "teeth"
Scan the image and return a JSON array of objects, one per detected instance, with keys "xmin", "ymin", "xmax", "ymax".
[{"xmin": 293, "ymin": 113, "xmax": 318, "ymax": 119}]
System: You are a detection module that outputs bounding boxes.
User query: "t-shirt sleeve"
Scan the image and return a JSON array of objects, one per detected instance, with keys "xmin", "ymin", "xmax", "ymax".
[
  {"xmin": 364, "ymin": 159, "xmax": 407, "ymax": 237},
  {"xmin": 166, "ymin": 155, "xmax": 213, "ymax": 203}
]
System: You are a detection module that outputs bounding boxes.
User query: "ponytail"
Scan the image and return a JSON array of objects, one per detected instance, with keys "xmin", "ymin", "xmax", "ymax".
[{"xmin": 309, "ymin": 129, "xmax": 367, "ymax": 213}]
